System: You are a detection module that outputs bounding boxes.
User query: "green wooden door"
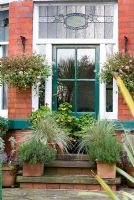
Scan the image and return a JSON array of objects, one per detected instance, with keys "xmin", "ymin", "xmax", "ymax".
[{"xmin": 52, "ymin": 45, "xmax": 99, "ymax": 118}]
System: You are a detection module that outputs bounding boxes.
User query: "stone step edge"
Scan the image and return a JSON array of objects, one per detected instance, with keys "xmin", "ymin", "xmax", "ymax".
[
  {"xmin": 45, "ymin": 160, "xmax": 95, "ymax": 168},
  {"xmin": 17, "ymin": 175, "xmax": 121, "ymax": 185}
]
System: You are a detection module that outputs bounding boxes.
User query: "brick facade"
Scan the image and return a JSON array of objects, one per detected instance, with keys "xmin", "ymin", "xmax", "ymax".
[
  {"xmin": 118, "ymin": 0, "xmax": 134, "ymax": 120},
  {"xmin": 8, "ymin": 0, "xmax": 33, "ymax": 119},
  {"xmin": 7, "ymin": 0, "xmax": 134, "ymax": 120}
]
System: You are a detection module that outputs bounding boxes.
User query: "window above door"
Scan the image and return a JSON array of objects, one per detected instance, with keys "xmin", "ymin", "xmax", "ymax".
[{"xmin": 38, "ymin": 3, "xmax": 114, "ymax": 39}]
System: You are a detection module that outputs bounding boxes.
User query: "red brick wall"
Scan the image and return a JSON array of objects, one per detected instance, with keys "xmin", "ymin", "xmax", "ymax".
[
  {"xmin": 8, "ymin": 0, "xmax": 33, "ymax": 119},
  {"xmin": 118, "ymin": 0, "xmax": 134, "ymax": 120}
]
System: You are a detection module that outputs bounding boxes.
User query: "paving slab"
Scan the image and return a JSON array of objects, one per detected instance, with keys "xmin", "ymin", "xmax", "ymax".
[{"xmin": 2, "ymin": 188, "xmax": 134, "ymax": 200}]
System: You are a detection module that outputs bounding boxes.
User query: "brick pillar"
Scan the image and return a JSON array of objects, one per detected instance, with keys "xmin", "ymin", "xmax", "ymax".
[
  {"xmin": 8, "ymin": 0, "xmax": 33, "ymax": 119},
  {"xmin": 118, "ymin": 93, "xmax": 134, "ymax": 120},
  {"xmin": 118, "ymin": 0, "xmax": 134, "ymax": 120}
]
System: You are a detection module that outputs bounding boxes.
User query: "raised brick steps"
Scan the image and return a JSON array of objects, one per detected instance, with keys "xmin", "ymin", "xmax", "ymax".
[
  {"xmin": 17, "ymin": 175, "xmax": 121, "ymax": 191},
  {"xmin": 16, "ymin": 155, "xmax": 121, "ymax": 191}
]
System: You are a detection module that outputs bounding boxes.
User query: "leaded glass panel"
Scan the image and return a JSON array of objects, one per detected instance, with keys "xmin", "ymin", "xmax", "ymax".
[{"xmin": 39, "ymin": 4, "xmax": 114, "ymax": 39}]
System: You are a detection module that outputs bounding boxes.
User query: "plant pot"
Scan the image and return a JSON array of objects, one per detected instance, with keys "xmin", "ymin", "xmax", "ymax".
[
  {"xmin": 96, "ymin": 160, "xmax": 116, "ymax": 178},
  {"xmin": 2, "ymin": 165, "xmax": 16, "ymax": 187},
  {"xmin": 125, "ymin": 167, "xmax": 134, "ymax": 187},
  {"xmin": 23, "ymin": 162, "xmax": 44, "ymax": 177}
]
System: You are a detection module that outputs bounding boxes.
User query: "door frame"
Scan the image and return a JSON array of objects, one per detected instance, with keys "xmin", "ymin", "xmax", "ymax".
[{"xmin": 52, "ymin": 44, "xmax": 100, "ymax": 118}]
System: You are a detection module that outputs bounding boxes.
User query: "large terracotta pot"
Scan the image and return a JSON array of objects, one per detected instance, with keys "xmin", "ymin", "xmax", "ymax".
[
  {"xmin": 2, "ymin": 165, "xmax": 16, "ymax": 187},
  {"xmin": 125, "ymin": 167, "xmax": 134, "ymax": 187},
  {"xmin": 23, "ymin": 162, "xmax": 44, "ymax": 177},
  {"xmin": 96, "ymin": 160, "xmax": 116, "ymax": 178}
]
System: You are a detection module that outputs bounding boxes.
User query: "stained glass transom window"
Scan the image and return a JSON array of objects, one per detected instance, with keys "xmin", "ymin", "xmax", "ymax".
[{"xmin": 39, "ymin": 4, "xmax": 114, "ymax": 39}]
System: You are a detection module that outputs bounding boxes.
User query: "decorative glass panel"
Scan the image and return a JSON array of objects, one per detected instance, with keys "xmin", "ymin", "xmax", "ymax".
[
  {"xmin": 0, "ymin": 10, "xmax": 9, "ymax": 42},
  {"xmin": 39, "ymin": 4, "xmax": 114, "ymax": 39}
]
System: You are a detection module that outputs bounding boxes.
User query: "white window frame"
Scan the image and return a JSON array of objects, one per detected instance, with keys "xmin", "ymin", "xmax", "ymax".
[{"xmin": 32, "ymin": 2, "xmax": 118, "ymax": 119}]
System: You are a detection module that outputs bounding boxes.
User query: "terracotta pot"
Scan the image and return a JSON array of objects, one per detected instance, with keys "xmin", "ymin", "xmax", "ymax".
[
  {"xmin": 125, "ymin": 167, "xmax": 134, "ymax": 187},
  {"xmin": 2, "ymin": 165, "xmax": 16, "ymax": 187},
  {"xmin": 96, "ymin": 160, "xmax": 116, "ymax": 178},
  {"xmin": 23, "ymin": 162, "xmax": 44, "ymax": 176}
]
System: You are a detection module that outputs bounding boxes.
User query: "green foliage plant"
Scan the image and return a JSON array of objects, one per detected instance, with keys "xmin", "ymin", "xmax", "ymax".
[
  {"xmin": 0, "ymin": 54, "xmax": 51, "ymax": 89},
  {"xmin": 29, "ymin": 105, "xmax": 51, "ymax": 128},
  {"xmin": 82, "ymin": 120, "xmax": 121, "ymax": 164},
  {"xmin": 55, "ymin": 102, "xmax": 79, "ymax": 134},
  {"xmin": 0, "ymin": 117, "xmax": 9, "ymax": 138},
  {"xmin": 18, "ymin": 139, "xmax": 56, "ymax": 165},
  {"xmin": 100, "ymin": 52, "xmax": 134, "ymax": 92},
  {"xmin": 55, "ymin": 102, "xmax": 96, "ymax": 139}
]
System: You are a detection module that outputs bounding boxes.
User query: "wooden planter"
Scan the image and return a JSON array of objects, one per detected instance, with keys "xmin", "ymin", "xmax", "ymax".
[
  {"xmin": 23, "ymin": 162, "xmax": 44, "ymax": 177},
  {"xmin": 2, "ymin": 165, "xmax": 16, "ymax": 187},
  {"xmin": 125, "ymin": 167, "xmax": 134, "ymax": 187},
  {"xmin": 96, "ymin": 160, "xmax": 116, "ymax": 178}
]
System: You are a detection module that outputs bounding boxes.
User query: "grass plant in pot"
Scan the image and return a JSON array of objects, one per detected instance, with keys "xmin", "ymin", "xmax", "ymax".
[
  {"xmin": 18, "ymin": 139, "xmax": 56, "ymax": 176},
  {"xmin": 30, "ymin": 113, "xmax": 71, "ymax": 154},
  {"xmin": 2, "ymin": 136, "xmax": 17, "ymax": 187},
  {"xmin": 82, "ymin": 120, "xmax": 121, "ymax": 178}
]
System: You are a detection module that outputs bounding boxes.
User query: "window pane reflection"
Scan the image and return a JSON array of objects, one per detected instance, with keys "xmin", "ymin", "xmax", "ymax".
[
  {"xmin": 57, "ymin": 49, "xmax": 75, "ymax": 79},
  {"xmin": 77, "ymin": 49, "xmax": 95, "ymax": 79},
  {"xmin": 57, "ymin": 81, "xmax": 74, "ymax": 110},
  {"xmin": 77, "ymin": 82, "xmax": 95, "ymax": 112}
]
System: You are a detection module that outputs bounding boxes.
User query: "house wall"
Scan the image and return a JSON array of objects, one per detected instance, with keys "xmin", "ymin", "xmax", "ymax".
[
  {"xmin": 118, "ymin": 0, "xmax": 134, "ymax": 120},
  {"xmin": 7, "ymin": 0, "xmax": 134, "ymax": 121},
  {"xmin": 8, "ymin": 0, "xmax": 33, "ymax": 119}
]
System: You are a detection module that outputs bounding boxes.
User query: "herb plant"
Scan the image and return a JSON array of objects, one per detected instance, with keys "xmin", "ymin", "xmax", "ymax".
[
  {"xmin": 0, "ymin": 54, "xmax": 51, "ymax": 89},
  {"xmin": 18, "ymin": 139, "xmax": 56, "ymax": 165},
  {"xmin": 81, "ymin": 120, "xmax": 121, "ymax": 163}
]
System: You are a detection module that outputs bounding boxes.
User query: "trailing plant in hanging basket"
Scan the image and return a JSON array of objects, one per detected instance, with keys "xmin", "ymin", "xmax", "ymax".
[
  {"xmin": 0, "ymin": 54, "xmax": 51, "ymax": 89},
  {"xmin": 100, "ymin": 52, "xmax": 134, "ymax": 92}
]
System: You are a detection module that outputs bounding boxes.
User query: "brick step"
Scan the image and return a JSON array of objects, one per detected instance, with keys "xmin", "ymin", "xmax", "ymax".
[{"xmin": 17, "ymin": 175, "xmax": 121, "ymax": 191}]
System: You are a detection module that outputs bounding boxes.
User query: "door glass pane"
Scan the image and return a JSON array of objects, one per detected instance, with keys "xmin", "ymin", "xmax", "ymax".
[
  {"xmin": 57, "ymin": 81, "xmax": 74, "ymax": 111},
  {"xmin": 77, "ymin": 49, "xmax": 95, "ymax": 79},
  {"xmin": 57, "ymin": 49, "xmax": 75, "ymax": 79},
  {"xmin": 77, "ymin": 81, "xmax": 95, "ymax": 112}
]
